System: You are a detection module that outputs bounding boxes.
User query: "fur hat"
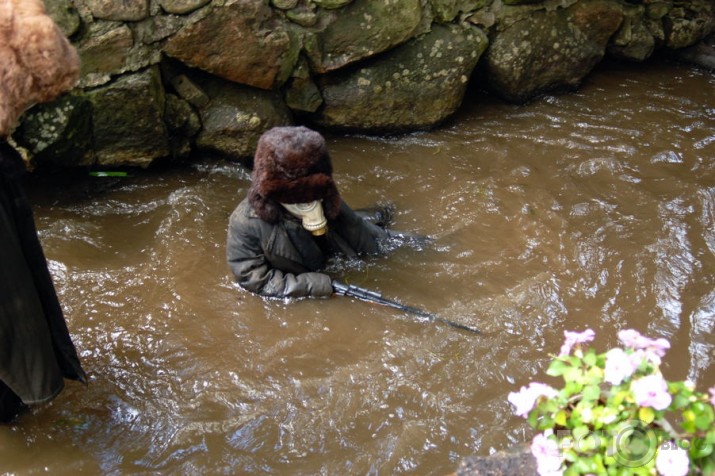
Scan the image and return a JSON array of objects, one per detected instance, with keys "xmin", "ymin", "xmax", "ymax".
[
  {"xmin": 248, "ymin": 126, "xmax": 342, "ymax": 223},
  {"xmin": 0, "ymin": 0, "xmax": 80, "ymax": 136}
]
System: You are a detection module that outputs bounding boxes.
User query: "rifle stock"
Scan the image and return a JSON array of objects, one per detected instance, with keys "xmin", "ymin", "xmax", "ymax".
[{"xmin": 332, "ymin": 281, "xmax": 480, "ymax": 335}]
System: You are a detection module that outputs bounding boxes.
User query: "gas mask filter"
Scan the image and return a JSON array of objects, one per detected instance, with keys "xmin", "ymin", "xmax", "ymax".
[{"xmin": 281, "ymin": 201, "xmax": 328, "ymax": 236}]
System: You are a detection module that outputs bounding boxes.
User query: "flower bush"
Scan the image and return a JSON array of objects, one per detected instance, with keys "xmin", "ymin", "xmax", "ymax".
[{"xmin": 508, "ymin": 329, "xmax": 715, "ymax": 475}]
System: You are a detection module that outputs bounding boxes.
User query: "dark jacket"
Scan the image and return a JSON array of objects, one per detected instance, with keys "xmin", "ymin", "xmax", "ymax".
[
  {"xmin": 0, "ymin": 140, "xmax": 86, "ymax": 407},
  {"xmin": 227, "ymin": 198, "xmax": 388, "ymax": 298}
]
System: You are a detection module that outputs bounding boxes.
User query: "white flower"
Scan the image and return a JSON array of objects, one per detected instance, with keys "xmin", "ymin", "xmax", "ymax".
[
  {"xmin": 631, "ymin": 374, "xmax": 672, "ymax": 411},
  {"xmin": 531, "ymin": 433, "xmax": 564, "ymax": 476},
  {"xmin": 604, "ymin": 348, "xmax": 639, "ymax": 385},
  {"xmin": 655, "ymin": 444, "xmax": 690, "ymax": 476},
  {"xmin": 507, "ymin": 382, "xmax": 559, "ymax": 418}
]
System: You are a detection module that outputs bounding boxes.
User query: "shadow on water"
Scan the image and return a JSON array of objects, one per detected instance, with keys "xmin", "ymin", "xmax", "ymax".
[{"xmin": 2, "ymin": 59, "xmax": 714, "ymax": 474}]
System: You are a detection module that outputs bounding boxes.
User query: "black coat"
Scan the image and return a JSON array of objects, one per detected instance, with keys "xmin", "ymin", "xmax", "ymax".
[
  {"xmin": 0, "ymin": 140, "xmax": 85, "ymax": 406},
  {"xmin": 227, "ymin": 198, "xmax": 388, "ymax": 298}
]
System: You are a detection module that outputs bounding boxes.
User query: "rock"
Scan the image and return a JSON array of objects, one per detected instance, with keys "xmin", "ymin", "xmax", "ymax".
[
  {"xmin": 457, "ymin": 445, "xmax": 537, "ymax": 476},
  {"xmin": 170, "ymin": 74, "xmax": 210, "ymax": 108},
  {"xmin": 272, "ymin": 0, "xmax": 299, "ymax": 9},
  {"xmin": 312, "ymin": 23, "xmax": 488, "ymax": 132},
  {"xmin": 664, "ymin": 0, "xmax": 715, "ymax": 49},
  {"xmin": 13, "ymin": 96, "xmax": 94, "ymax": 168},
  {"xmin": 286, "ymin": 3, "xmax": 320, "ymax": 27},
  {"xmin": 313, "ymin": 0, "xmax": 354, "ymax": 9},
  {"xmin": 134, "ymin": 14, "xmax": 185, "ymax": 44},
  {"xmin": 194, "ymin": 77, "xmax": 294, "ymax": 160},
  {"xmin": 608, "ymin": 5, "xmax": 658, "ymax": 62},
  {"xmin": 676, "ymin": 36, "xmax": 715, "ymax": 70},
  {"xmin": 157, "ymin": 0, "xmax": 211, "ymax": 15},
  {"xmin": 44, "ymin": 0, "xmax": 82, "ymax": 37},
  {"xmin": 485, "ymin": 0, "xmax": 623, "ymax": 103},
  {"xmin": 163, "ymin": 0, "xmax": 300, "ymax": 90},
  {"xmin": 84, "ymin": 0, "xmax": 149, "ymax": 22},
  {"xmin": 87, "ymin": 67, "xmax": 170, "ymax": 167},
  {"xmin": 164, "ymin": 94, "xmax": 202, "ymax": 159},
  {"xmin": 432, "ymin": 0, "xmax": 489, "ymax": 23},
  {"xmin": 467, "ymin": 9, "xmax": 497, "ymax": 30},
  {"xmin": 303, "ymin": 0, "xmax": 428, "ymax": 73},
  {"xmin": 77, "ymin": 25, "xmax": 134, "ymax": 82},
  {"xmin": 285, "ymin": 76, "xmax": 324, "ymax": 113}
]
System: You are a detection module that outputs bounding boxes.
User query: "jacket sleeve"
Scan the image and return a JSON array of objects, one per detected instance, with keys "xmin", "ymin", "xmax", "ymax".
[
  {"xmin": 333, "ymin": 201, "xmax": 389, "ymax": 256},
  {"xmin": 226, "ymin": 206, "xmax": 333, "ymax": 299}
]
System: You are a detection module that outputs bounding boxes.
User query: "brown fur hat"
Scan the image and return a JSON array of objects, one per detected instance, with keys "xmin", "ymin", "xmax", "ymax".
[
  {"xmin": 0, "ymin": 0, "xmax": 80, "ymax": 136},
  {"xmin": 248, "ymin": 126, "xmax": 342, "ymax": 223}
]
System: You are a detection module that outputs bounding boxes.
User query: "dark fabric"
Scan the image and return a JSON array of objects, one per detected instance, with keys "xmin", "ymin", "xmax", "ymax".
[
  {"xmin": 0, "ymin": 139, "xmax": 85, "ymax": 406},
  {"xmin": 227, "ymin": 199, "xmax": 389, "ymax": 298},
  {"xmin": 0, "ymin": 380, "xmax": 24, "ymax": 423}
]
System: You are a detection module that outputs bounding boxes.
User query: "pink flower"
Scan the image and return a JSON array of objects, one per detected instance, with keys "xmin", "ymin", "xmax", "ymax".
[
  {"xmin": 559, "ymin": 328, "xmax": 596, "ymax": 356},
  {"xmin": 617, "ymin": 329, "xmax": 670, "ymax": 358},
  {"xmin": 604, "ymin": 348, "xmax": 639, "ymax": 385},
  {"xmin": 631, "ymin": 374, "xmax": 672, "ymax": 410},
  {"xmin": 709, "ymin": 386, "xmax": 715, "ymax": 407},
  {"xmin": 530, "ymin": 433, "xmax": 564, "ymax": 476},
  {"xmin": 508, "ymin": 382, "xmax": 559, "ymax": 418},
  {"xmin": 655, "ymin": 444, "xmax": 690, "ymax": 476}
]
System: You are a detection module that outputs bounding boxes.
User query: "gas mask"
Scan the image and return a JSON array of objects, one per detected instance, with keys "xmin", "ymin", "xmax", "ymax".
[{"xmin": 281, "ymin": 200, "xmax": 328, "ymax": 236}]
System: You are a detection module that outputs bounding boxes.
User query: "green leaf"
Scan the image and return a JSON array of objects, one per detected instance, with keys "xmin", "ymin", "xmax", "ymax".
[
  {"xmin": 547, "ymin": 359, "xmax": 571, "ymax": 377},
  {"xmin": 582, "ymin": 384, "xmax": 600, "ymax": 402},
  {"xmin": 555, "ymin": 410, "xmax": 568, "ymax": 427},
  {"xmin": 693, "ymin": 402, "xmax": 714, "ymax": 431},
  {"xmin": 639, "ymin": 407, "xmax": 655, "ymax": 424},
  {"xmin": 672, "ymin": 393, "xmax": 690, "ymax": 409},
  {"xmin": 564, "ymin": 381, "xmax": 584, "ymax": 398},
  {"xmin": 583, "ymin": 350, "xmax": 598, "ymax": 367},
  {"xmin": 690, "ymin": 438, "xmax": 713, "ymax": 459},
  {"xmin": 564, "ymin": 366, "xmax": 583, "ymax": 384},
  {"xmin": 573, "ymin": 425, "xmax": 590, "ymax": 440},
  {"xmin": 706, "ymin": 429, "xmax": 715, "ymax": 445}
]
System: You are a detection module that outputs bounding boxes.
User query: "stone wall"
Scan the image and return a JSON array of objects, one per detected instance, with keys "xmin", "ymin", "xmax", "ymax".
[{"xmin": 15, "ymin": 0, "xmax": 715, "ymax": 168}]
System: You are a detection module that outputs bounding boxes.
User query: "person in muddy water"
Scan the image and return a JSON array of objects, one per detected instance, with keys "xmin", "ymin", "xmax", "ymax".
[
  {"xmin": 0, "ymin": 0, "xmax": 86, "ymax": 422},
  {"xmin": 227, "ymin": 126, "xmax": 409, "ymax": 299}
]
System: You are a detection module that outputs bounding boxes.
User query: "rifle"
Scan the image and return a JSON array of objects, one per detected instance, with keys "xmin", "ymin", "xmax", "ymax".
[{"xmin": 331, "ymin": 280, "xmax": 480, "ymax": 335}]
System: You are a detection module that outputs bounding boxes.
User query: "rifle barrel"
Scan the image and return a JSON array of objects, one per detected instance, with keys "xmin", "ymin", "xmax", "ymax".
[{"xmin": 333, "ymin": 282, "xmax": 480, "ymax": 335}]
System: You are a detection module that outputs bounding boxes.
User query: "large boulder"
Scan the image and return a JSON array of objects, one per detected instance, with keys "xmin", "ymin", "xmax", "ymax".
[
  {"xmin": 193, "ymin": 76, "xmax": 294, "ymax": 160},
  {"xmin": 485, "ymin": 0, "xmax": 623, "ymax": 102},
  {"xmin": 87, "ymin": 67, "xmax": 170, "ymax": 167},
  {"xmin": 13, "ymin": 95, "xmax": 94, "ymax": 168},
  {"xmin": 163, "ymin": 0, "xmax": 300, "ymax": 90},
  {"xmin": 608, "ymin": 4, "xmax": 662, "ymax": 61},
  {"xmin": 311, "ymin": 23, "xmax": 488, "ymax": 132},
  {"xmin": 664, "ymin": 0, "xmax": 715, "ymax": 49},
  {"xmin": 303, "ymin": 0, "xmax": 429, "ymax": 73}
]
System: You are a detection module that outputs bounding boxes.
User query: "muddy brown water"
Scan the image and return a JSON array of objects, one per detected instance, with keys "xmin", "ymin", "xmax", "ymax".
[{"xmin": 2, "ymin": 59, "xmax": 714, "ymax": 475}]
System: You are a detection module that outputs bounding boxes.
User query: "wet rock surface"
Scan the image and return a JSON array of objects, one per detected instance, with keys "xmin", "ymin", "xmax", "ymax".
[{"xmin": 13, "ymin": 0, "xmax": 714, "ymax": 168}]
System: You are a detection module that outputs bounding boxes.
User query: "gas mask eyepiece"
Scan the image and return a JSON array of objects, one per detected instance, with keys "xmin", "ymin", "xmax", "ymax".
[{"xmin": 281, "ymin": 201, "xmax": 328, "ymax": 236}]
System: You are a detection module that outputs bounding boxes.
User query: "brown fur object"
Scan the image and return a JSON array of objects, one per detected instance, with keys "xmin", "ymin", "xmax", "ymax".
[
  {"xmin": 248, "ymin": 126, "xmax": 342, "ymax": 223},
  {"xmin": 0, "ymin": 0, "xmax": 80, "ymax": 136}
]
